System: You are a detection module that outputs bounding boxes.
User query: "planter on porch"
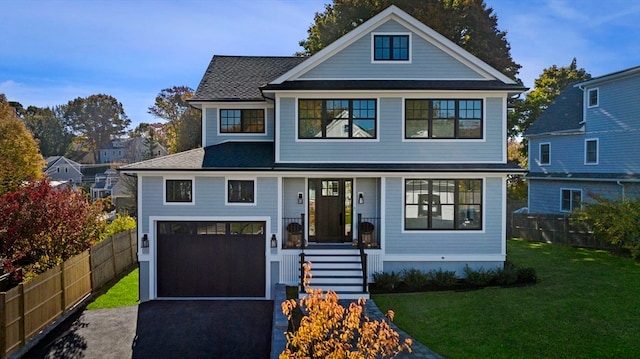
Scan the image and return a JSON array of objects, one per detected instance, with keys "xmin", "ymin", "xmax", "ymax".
[
  {"xmin": 359, "ymin": 221, "xmax": 375, "ymax": 247},
  {"xmin": 286, "ymin": 222, "xmax": 303, "ymax": 248}
]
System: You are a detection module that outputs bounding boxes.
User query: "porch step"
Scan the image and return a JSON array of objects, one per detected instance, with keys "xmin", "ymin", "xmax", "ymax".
[{"xmin": 299, "ymin": 249, "xmax": 369, "ymax": 299}]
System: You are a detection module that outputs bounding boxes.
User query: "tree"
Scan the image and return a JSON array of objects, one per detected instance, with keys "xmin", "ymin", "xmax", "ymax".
[
  {"xmin": 18, "ymin": 105, "xmax": 74, "ymax": 157},
  {"xmin": 509, "ymin": 58, "xmax": 591, "ymax": 139},
  {"xmin": 0, "ymin": 94, "xmax": 45, "ymax": 195},
  {"xmin": 298, "ymin": 0, "xmax": 521, "ymax": 79},
  {"xmin": 0, "ymin": 179, "xmax": 105, "ymax": 281},
  {"xmin": 148, "ymin": 86, "xmax": 201, "ymax": 153},
  {"xmin": 61, "ymin": 94, "xmax": 131, "ymax": 163}
]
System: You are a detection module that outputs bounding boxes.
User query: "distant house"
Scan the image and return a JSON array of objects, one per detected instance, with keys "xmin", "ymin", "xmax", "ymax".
[
  {"xmin": 91, "ymin": 169, "xmax": 119, "ymax": 200},
  {"xmin": 525, "ymin": 66, "xmax": 640, "ymax": 213},
  {"xmin": 44, "ymin": 156, "xmax": 82, "ymax": 185},
  {"xmin": 100, "ymin": 137, "xmax": 167, "ymax": 164}
]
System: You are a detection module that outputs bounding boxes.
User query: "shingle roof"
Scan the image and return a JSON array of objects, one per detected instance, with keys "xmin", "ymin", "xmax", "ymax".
[
  {"xmin": 262, "ymin": 80, "xmax": 527, "ymax": 92},
  {"xmin": 119, "ymin": 147, "xmax": 205, "ymax": 170},
  {"xmin": 527, "ymin": 172, "xmax": 640, "ymax": 181},
  {"xmin": 525, "ymin": 83, "xmax": 584, "ymax": 136},
  {"xmin": 191, "ymin": 56, "xmax": 308, "ymax": 101}
]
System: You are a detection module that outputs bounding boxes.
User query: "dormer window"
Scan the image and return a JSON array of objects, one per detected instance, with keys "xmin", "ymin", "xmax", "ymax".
[
  {"xmin": 220, "ymin": 109, "xmax": 265, "ymax": 133},
  {"xmin": 373, "ymin": 34, "xmax": 410, "ymax": 61}
]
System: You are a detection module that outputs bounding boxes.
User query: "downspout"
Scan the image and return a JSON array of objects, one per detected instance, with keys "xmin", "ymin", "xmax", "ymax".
[{"xmin": 617, "ymin": 180, "xmax": 625, "ymax": 201}]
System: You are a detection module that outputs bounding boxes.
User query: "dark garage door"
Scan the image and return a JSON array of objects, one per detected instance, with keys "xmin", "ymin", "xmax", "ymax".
[{"xmin": 157, "ymin": 221, "xmax": 265, "ymax": 297}]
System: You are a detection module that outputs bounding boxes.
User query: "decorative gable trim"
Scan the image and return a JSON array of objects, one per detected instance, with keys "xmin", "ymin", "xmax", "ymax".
[{"xmin": 271, "ymin": 5, "xmax": 516, "ymax": 85}]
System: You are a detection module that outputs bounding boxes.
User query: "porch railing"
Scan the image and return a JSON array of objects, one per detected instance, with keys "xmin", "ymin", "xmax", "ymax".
[
  {"xmin": 357, "ymin": 214, "xmax": 380, "ymax": 249},
  {"xmin": 283, "ymin": 214, "xmax": 305, "ymax": 250}
]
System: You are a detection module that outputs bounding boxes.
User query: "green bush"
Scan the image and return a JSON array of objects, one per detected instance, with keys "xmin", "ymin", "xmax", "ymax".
[
  {"xmin": 372, "ymin": 271, "xmax": 401, "ymax": 292},
  {"xmin": 427, "ymin": 269, "xmax": 458, "ymax": 288},
  {"xmin": 101, "ymin": 214, "xmax": 136, "ymax": 240},
  {"xmin": 516, "ymin": 267, "xmax": 537, "ymax": 283},
  {"xmin": 464, "ymin": 265, "xmax": 496, "ymax": 287},
  {"xmin": 400, "ymin": 268, "xmax": 429, "ymax": 291},
  {"xmin": 495, "ymin": 262, "xmax": 519, "ymax": 285}
]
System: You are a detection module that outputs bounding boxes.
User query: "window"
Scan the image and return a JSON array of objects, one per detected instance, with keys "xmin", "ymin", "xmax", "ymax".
[
  {"xmin": 298, "ymin": 99, "xmax": 376, "ymax": 139},
  {"xmin": 404, "ymin": 179, "xmax": 482, "ymax": 230},
  {"xmin": 405, "ymin": 99, "xmax": 482, "ymax": 139},
  {"xmin": 585, "ymin": 139, "xmax": 598, "ymax": 164},
  {"xmin": 587, "ymin": 88, "xmax": 599, "ymax": 108},
  {"xmin": 374, "ymin": 34, "xmax": 409, "ymax": 61},
  {"xmin": 166, "ymin": 179, "xmax": 192, "ymax": 203},
  {"xmin": 228, "ymin": 180, "xmax": 255, "ymax": 203},
  {"xmin": 540, "ymin": 143, "xmax": 550, "ymax": 165},
  {"xmin": 220, "ymin": 109, "xmax": 265, "ymax": 133},
  {"xmin": 561, "ymin": 189, "xmax": 582, "ymax": 212}
]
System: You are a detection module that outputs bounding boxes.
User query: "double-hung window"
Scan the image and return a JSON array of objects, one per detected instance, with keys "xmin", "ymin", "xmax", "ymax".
[
  {"xmin": 298, "ymin": 99, "xmax": 376, "ymax": 139},
  {"xmin": 227, "ymin": 179, "xmax": 255, "ymax": 204},
  {"xmin": 587, "ymin": 88, "xmax": 599, "ymax": 108},
  {"xmin": 220, "ymin": 109, "xmax": 265, "ymax": 133},
  {"xmin": 373, "ymin": 34, "xmax": 409, "ymax": 61},
  {"xmin": 540, "ymin": 143, "xmax": 550, "ymax": 165},
  {"xmin": 405, "ymin": 99, "xmax": 482, "ymax": 139},
  {"xmin": 166, "ymin": 179, "xmax": 193, "ymax": 203},
  {"xmin": 561, "ymin": 189, "xmax": 582, "ymax": 212},
  {"xmin": 404, "ymin": 179, "xmax": 482, "ymax": 230},
  {"xmin": 585, "ymin": 139, "xmax": 598, "ymax": 164}
]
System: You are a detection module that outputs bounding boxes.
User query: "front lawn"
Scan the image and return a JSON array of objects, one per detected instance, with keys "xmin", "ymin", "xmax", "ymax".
[
  {"xmin": 373, "ymin": 239, "xmax": 640, "ymax": 358},
  {"xmin": 86, "ymin": 267, "xmax": 139, "ymax": 310}
]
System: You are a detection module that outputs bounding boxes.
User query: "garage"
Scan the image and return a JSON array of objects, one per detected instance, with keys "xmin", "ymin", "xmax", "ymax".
[{"xmin": 156, "ymin": 221, "xmax": 266, "ymax": 297}]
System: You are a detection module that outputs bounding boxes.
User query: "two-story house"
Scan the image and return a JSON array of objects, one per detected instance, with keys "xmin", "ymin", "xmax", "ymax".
[
  {"xmin": 526, "ymin": 66, "xmax": 640, "ymax": 214},
  {"xmin": 100, "ymin": 137, "xmax": 167, "ymax": 164},
  {"xmin": 44, "ymin": 156, "xmax": 83, "ymax": 185},
  {"xmin": 121, "ymin": 6, "xmax": 526, "ymax": 301}
]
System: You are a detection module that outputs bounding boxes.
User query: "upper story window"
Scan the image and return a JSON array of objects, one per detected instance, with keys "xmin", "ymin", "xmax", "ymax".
[
  {"xmin": 585, "ymin": 138, "xmax": 598, "ymax": 164},
  {"xmin": 298, "ymin": 99, "xmax": 376, "ymax": 139},
  {"xmin": 373, "ymin": 34, "xmax": 410, "ymax": 61},
  {"xmin": 405, "ymin": 99, "xmax": 482, "ymax": 139},
  {"xmin": 405, "ymin": 179, "xmax": 482, "ymax": 230},
  {"xmin": 165, "ymin": 179, "xmax": 193, "ymax": 203},
  {"xmin": 561, "ymin": 189, "xmax": 582, "ymax": 212},
  {"xmin": 227, "ymin": 179, "xmax": 255, "ymax": 204},
  {"xmin": 220, "ymin": 109, "xmax": 265, "ymax": 133},
  {"xmin": 540, "ymin": 143, "xmax": 550, "ymax": 165},
  {"xmin": 587, "ymin": 88, "xmax": 599, "ymax": 108}
]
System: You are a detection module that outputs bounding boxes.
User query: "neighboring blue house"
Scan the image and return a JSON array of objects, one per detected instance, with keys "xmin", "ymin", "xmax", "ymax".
[
  {"xmin": 44, "ymin": 156, "xmax": 83, "ymax": 185},
  {"xmin": 100, "ymin": 137, "xmax": 167, "ymax": 164},
  {"xmin": 121, "ymin": 6, "xmax": 526, "ymax": 301},
  {"xmin": 525, "ymin": 66, "xmax": 640, "ymax": 214}
]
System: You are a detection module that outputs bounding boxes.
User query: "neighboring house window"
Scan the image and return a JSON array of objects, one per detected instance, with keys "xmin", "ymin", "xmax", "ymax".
[
  {"xmin": 540, "ymin": 143, "xmax": 550, "ymax": 165},
  {"xmin": 227, "ymin": 179, "xmax": 255, "ymax": 203},
  {"xmin": 404, "ymin": 179, "xmax": 482, "ymax": 230},
  {"xmin": 220, "ymin": 109, "xmax": 265, "ymax": 133},
  {"xmin": 165, "ymin": 179, "xmax": 192, "ymax": 203},
  {"xmin": 585, "ymin": 139, "xmax": 598, "ymax": 164},
  {"xmin": 561, "ymin": 189, "xmax": 582, "ymax": 212},
  {"xmin": 587, "ymin": 88, "xmax": 599, "ymax": 108},
  {"xmin": 405, "ymin": 99, "xmax": 482, "ymax": 139},
  {"xmin": 373, "ymin": 34, "xmax": 409, "ymax": 61},
  {"xmin": 56, "ymin": 168, "xmax": 60, "ymax": 172},
  {"xmin": 298, "ymin": 99, "xmax": 376, "ymax": 139},
  {"xmin": 65, "ymin": 168, "xmax": 68, "ymax": 172}
]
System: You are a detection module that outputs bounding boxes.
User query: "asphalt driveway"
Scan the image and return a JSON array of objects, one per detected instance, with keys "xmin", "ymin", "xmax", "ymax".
[{"xmin": 23, "ymin": 300, "xmax": 273, "ymax": 359}]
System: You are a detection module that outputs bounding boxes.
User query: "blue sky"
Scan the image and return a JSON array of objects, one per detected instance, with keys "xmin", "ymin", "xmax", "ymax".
[{"xmin": 1, "ymin": 0, "xmax": 639, "ymax": 127}]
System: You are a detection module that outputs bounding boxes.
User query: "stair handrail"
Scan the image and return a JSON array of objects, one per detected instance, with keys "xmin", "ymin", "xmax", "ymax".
[{"xmin": 357, "ymin": 213, "xmax": 368, "ymax": 293}]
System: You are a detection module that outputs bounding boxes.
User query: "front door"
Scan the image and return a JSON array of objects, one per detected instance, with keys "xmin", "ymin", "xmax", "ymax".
[{"xmin": 308, "ymin": 179, "xmax": 352, "ymax": 243}]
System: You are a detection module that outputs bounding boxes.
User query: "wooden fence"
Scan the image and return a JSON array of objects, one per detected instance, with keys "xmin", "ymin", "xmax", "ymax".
[
  {"xmin": 0, "ymin": 229, "xmax": 137, "ymax": 358},
  {"xmin": 508, "ymin": 213, "xmax": 611, "ymax": 249}
]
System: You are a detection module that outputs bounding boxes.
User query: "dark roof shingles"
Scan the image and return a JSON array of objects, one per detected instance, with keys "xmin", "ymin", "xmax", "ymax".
[{"xmin": 525, "ymin": 83, "xmax": 584, "ymax": 136}]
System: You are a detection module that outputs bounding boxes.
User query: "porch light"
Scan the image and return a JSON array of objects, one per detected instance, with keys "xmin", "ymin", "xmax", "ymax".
[
  {"xmin": 358, "ymin": 192, "xmax": 364, "ymax": 204},
  {"xmin": 142, "ymin": 234, "xmax": 149, "ymax": 248},
  {"xmin": 270, "ymin": 234, "xmax": 278, "ymax": 248},
  {"xmin": 297, "ymin": 192, "xmax": 304, "ymax": 204}
]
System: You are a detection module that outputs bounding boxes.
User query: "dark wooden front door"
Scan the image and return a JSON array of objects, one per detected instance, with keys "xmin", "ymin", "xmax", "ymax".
[{"xmin": 309, "ymin": 179, "xmax": 352, "ymax": 243}]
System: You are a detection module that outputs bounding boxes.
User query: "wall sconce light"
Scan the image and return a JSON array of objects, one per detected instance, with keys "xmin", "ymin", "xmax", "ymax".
[
  {"xmin": 142, "ymin": 234, "xmax": 149, "ymax": 248},
  {"xmin": 297, "ymin": 192, "xmax": 304, "ymax": 204},
  {"xmin": 270, "ymin": 234, "xmax": 278, "ymax": 248},
  {"xmin": 358, "ymin": 192, "xmax": 364, "ymax": 204}
]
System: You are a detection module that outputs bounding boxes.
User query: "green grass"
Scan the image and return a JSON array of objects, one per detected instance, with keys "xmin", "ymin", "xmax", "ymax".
[
  {"xmin": 86, "ymin": 267, "xmax": 139, "ymax": 310},
  {"xmin": 373, "ymin": 239, "xmax": 640, "ymax": 359}
]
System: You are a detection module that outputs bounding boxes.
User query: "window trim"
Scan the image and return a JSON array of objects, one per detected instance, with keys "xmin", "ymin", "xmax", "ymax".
[
  {"xmin": 560, "ymin": 188, "xmax": 582, "ymax": 213},
  {"xmin": 403, "ymin": 98, "xmax": 484, "ymax": 140},
  {"xmin": 297, "ymin": 98, "xmax": 378, "ymax": 140},
  {"xmin": 225, "ymin": 178, "xmax": 257, "ymax": 206},
  {"xmin": 219, "ymin": 108, "xmax": 266, "ymax": 135},
  {"xmin": 402, "ymin": 178, "xmax": 484, "ymax": 232},
  {"xmin": 539, "ymin": 142, "xmax": 551, "ymax": 165},
  {"xmin": 163, "ymin": 177, "xmax": 195, "ymax": 205},
  {"xmin": 587, "ymin": 88, "xmax": 599, "ymax": 108},
  {"xmin": 371, "ymin": 32, "xmax": 412, "ymax": 63},
  {"xmin": 584, "ymin": 138, "xmax": 598, "ymax": 165}
]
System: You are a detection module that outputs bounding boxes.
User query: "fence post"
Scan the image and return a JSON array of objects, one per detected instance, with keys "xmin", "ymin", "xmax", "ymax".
[
  {"xmin": 129, "ymin": 230, "xmax": 136, "ymax": 266},
  {"xmin": 111, "ymin": 236, "xmax": 118, "ymax": 277},
  {"xmin": 1, "ymin": 292, "xmax": 6, "ymax": 357},
  {"xmin": 60, "ymin": 261, "xmax": 66, "ymax": 313},
  {"xmin": 17, "ymin": 283, "xmax": 24, "ymax": 348},
  {"xmin": 563, "ymin": 216, "xmax": 570, "ymax": 245}
]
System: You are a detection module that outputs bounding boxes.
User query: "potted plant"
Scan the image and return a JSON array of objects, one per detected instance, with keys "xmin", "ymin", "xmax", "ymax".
[
  {"xmin": 359, "ymin": 221, "xmax": 375, "ymax": 247},
  {"xmin": 286, "ymin": 222, "xmax": 303, "ymax": 247}
]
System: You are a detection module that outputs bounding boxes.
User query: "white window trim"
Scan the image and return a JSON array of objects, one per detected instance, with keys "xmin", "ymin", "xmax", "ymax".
[
  {"xmin": 539, "ymin": 142, "xmax": 551, "ymax": 165},
  {"xmin": 163, "ymin": 176, "xmax": 195, "ymax": 205},
  {"xmin": 217, "ymin": 107, "xmax": 268, "ymax": 136},
  {"xmin": 225, "ymin": 177, "xmax": 257, "ymax": 206},
  {"xmin": 560, "ymin": 188, "xmax": 582, "ymax": 213},
  {"xmin": 371, "ymin": 32, "xmax": 412, "ymax": 64},
  {"xmin": 587, "ymin": 88, "xmax": 599, "ymax": 108},
  {"xmin": 584, "ymin": 138, "xmax": 599, "ymax": 165}
]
